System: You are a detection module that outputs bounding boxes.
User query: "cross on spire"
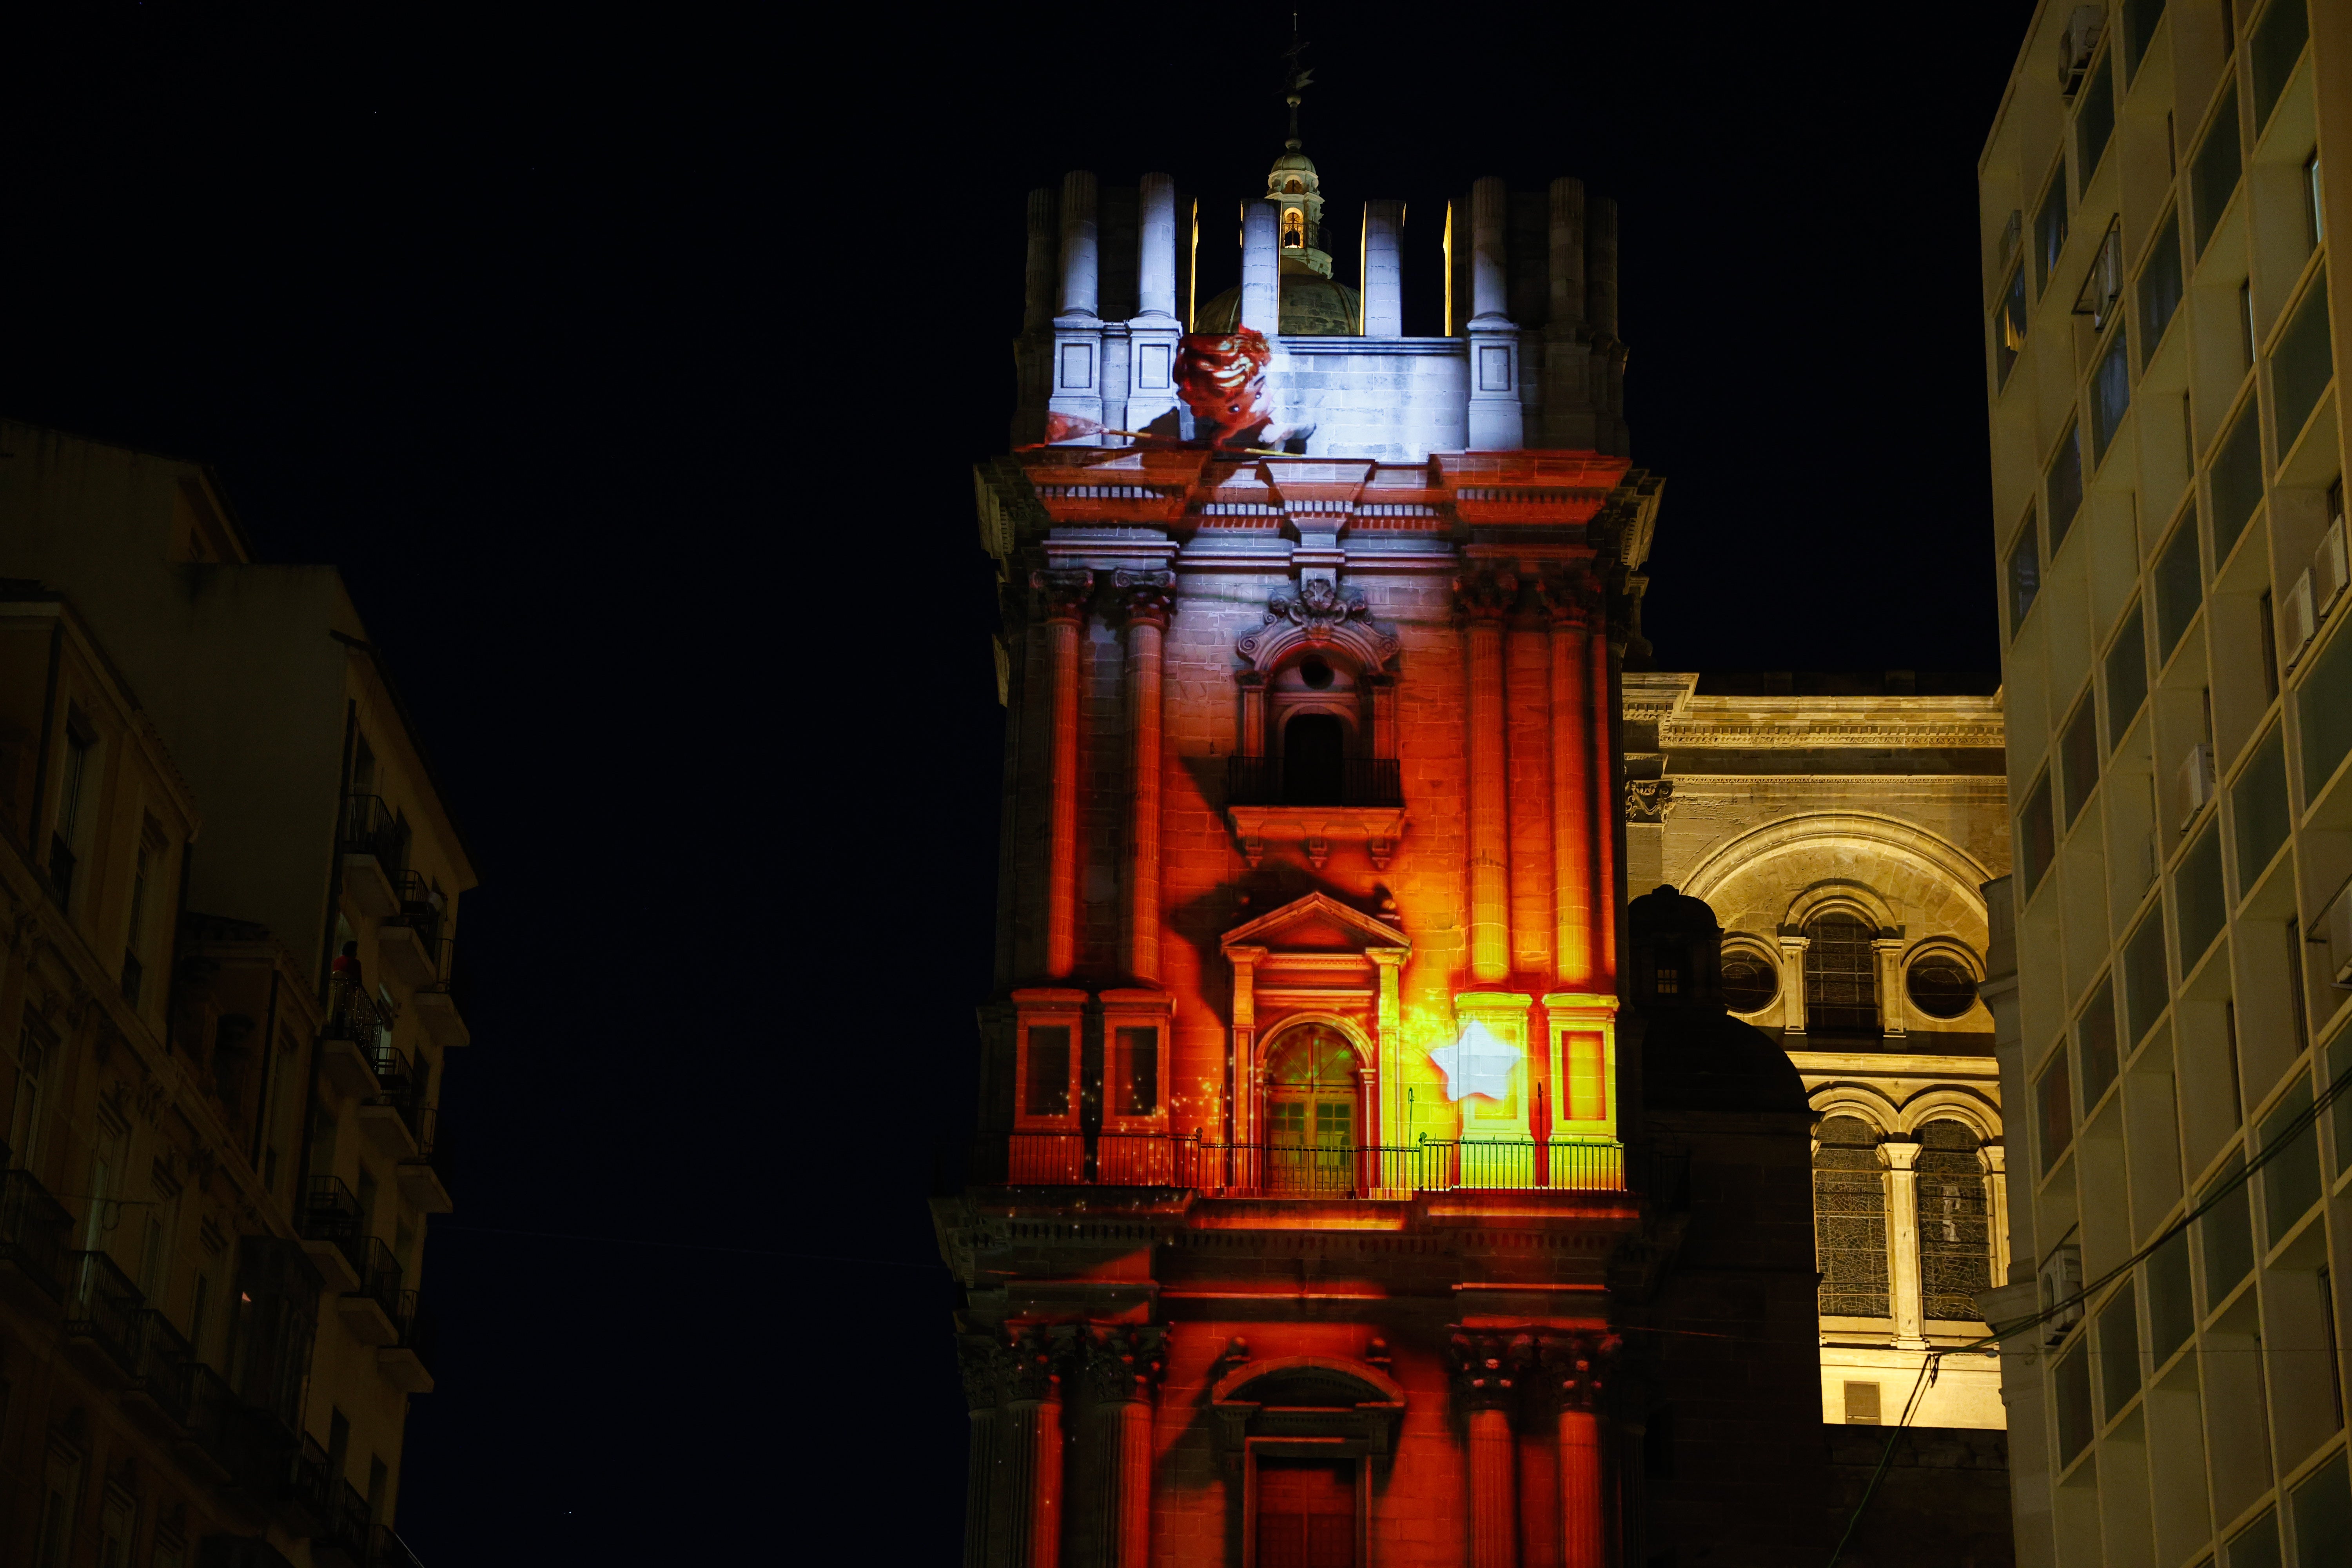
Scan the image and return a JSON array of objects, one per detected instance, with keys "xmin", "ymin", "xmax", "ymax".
[{"xmin": 1281, "ymin": 12, "xmax": 1313, "ymax": 150}]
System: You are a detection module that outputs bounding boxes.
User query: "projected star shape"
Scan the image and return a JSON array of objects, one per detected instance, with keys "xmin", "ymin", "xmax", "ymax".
[{"xmin": 1429, "ymin": 1019, "xmax": 1522, "ymax": 1103}]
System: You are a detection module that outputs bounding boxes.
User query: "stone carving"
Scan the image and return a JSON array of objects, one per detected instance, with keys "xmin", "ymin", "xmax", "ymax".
[
  {"xmin": 1268, "ymin": 576, "xmax": 1369, "ymax": 635},
  {"xmin": 1003, "ymin": 1323, "xmax": 1071, "ymax": 1402},
  {"xmin": 1082, "ymin": 1324, "xmax": 1169, "ymax": 1405},
  {"xmin": 1534, "ymin": 566, "xmax": 1602, "ymax": 628},
  {"xmin": 1110, "ymin": 568, "xmax": 1176, "ymax": 626},
  {"xmin": 1451, "ymin": 566, "xmax": 1520, "ymax": 625},
  {"xmin": 1624, "ymin": 778, "xmax": 1675, "ymax": 823},
  {"xmin": 1030, "ymin": 568, "xmax": 1096, "ymax": 622},
  {"xmin": 1236, "ymin": 575, "xmax": 1397, "ymax": 669},
  {"xmin": 957, "ymin": 1335, "xmax": 1009, "ymax": 1411},
  {"xmin": 1535, "ymin": 1331, "xmax": 1621, "ymax": 1412},
  {"xmin": 1446, "ymin": 1328, "xmax": 1523, "ymax": 1410}
]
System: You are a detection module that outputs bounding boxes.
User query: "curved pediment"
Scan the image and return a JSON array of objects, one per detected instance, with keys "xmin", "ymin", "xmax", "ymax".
[{"xmin": 1212, "ymin": 1354, "xmax": 1406, "ymax": 1410}]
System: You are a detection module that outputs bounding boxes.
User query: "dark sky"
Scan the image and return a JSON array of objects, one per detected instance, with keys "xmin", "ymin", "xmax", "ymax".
[{"xmin": 2, "ymin": 4, "xmax": 2032, "ymax": 1562}]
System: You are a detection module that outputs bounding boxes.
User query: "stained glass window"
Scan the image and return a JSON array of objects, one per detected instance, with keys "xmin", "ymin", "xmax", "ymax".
[
  {"xmin": 1815, "ymin": 1115, "xmax": 1889, "ymax": 1318},
  {"xmin": 1916, "ymin": 1120, "xmax": 1994, "ymax": 1321},
  {"xmin": 1804, "ymin": 916, "xmax": 1880, "ymax": 1034}
]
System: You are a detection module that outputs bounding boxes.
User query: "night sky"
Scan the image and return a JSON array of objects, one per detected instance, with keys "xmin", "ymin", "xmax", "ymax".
[{"xmin": 2, "ymin": 4, "xmax": 2033, "ymax": 1561}]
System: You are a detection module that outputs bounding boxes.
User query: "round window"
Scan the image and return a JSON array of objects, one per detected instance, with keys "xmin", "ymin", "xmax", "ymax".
[
  {"xmin": 1905, "ymin": 956, "xmax": 1979, "ymax": 1019},
  {"xmin": 1298, "ymin": 655, "xmax": 1335, "ymax": 690},
  {"xmin": 1720, "ymin": 951, "xmax": 1779, "ymax": 1014}
]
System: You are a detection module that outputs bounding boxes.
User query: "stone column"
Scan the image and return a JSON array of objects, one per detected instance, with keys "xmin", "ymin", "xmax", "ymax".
[
  {"xmin": 1547, "ymin": 178, "xmax": 1586, "ymax": 328},
  {"xmin": 1874, "ymin": 936, "xmax": 1908, "ymax": 1037},
  {"xmin": 1241, "ymin": 200, "xmax": 1281, "ymax": 336},
  {"xmin": 1539, "ymin": 1333, "xmax": 1616, "ymax": 1568},
  {"xmin": 1586, "ymin": 623, "xmax": 1615, "ymax": 986},
  {"xmin": 1456, "ymin": 568, "xmax": 1518, "ymax": 984},
  {"xmin": 1227, "ymin": 946, "xmax": 1264, "ymax": 1153},
  {"xmin": 1370, "ymin": 947, "xmax": 1407, "ymax": 1159},
  {"xmin": 1450, "ymin": 1332, "xmax": 1519, "ymax": 1568},
  {"xmin": 1466, "ymin": 176, "xmax": 1523, "ymax": 449},
  {"xmin": 1984, "ymin": 1142, "xmax": 2011, "ymax": 1284},
  {"xmin": 1050, "ymin": 172, "xmax": 1105, "ymax": 439},
  {"xmin": 1024, "ymin": 188, "xmax": 1059, "ymax": 334},
  {"xmin": 1034, "ymin": 571, "xmax": 1094, "ymax": 978},
  {"xmin": 1541, "ymin": 572, "xmax": 1596, "ymax": 989},
  {"xmin": 1361, "ymin": 200, "xmax": 1405, "ymax": 337},
  {"xmin": 1086, "ymin": 1327, "xmax": 1165, "ymax": 1568},
  {"xmin": 1136, "ymin": 176, "xmax": 1177, "ymax": 321},
  {"xmin": 1129, "ymin": 174, "xmax": 1183, "ymax": 432},
  {"xmin": 1585, "ymin": 196, "xmax": 1619, "ymax": 339},
  {"xmin": 1115, "ymin": 571, "xmax": 1174, "ymax": 985},
  {"xmin": 1003, "ymin": 1327, "xmax": 1068, "ymax": 1568},
  {"xmin": 1778, "ymin": 934, "xmax": 1811, "ymax": 1035},
  {"xmin": 958, "ymin": 1338, "xmax": 1007, "ymax": 1568},
  {"xmin": 1059, "ymin": 171, "xmax": 1100, "ymax": 318},
  {"xmin": 1469, "ymin": 176, "xmax": 1508, "ymax": 322},
  {"xmin": 1884, "ymin": 1136, "xmax": 1927, "ymax": 1348},
  {"xmin": 1238, "ymin": 671, "xmax": 1267, "ymax": 757}
]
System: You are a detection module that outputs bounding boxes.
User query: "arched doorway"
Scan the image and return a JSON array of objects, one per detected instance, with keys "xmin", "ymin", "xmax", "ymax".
[{"xmin": 1264, "ymin": 1024, "xmax": 1361, "ymax": 1195}]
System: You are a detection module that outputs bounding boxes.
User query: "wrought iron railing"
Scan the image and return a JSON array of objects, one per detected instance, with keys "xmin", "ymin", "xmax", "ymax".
[
  {"xmin": 301, "ymin": 1176, "xmax": 369, "ymax": 1278},
  {"xmin": 1224, "ymin": 754, "xmax": 1405, "ymax": 808},
  {"xmin": 339, "ymin": 794, "xmax": 409, "ymax": 871},
  {"xmin": 129, "ymin": 1306, "xmax": 195, "ymax": 1427},
  {"xmin": 982, "ymin": 1130, "xmax": 1627, "ymax": 1194},
  {"xmin": 389, "ymin": 1290, "xmax": 436, "ymax": 1374},
  {"xmin": 64, "ymin": 1250, "xmax": 145, "ymax": 1372},
  {"xmin": 385, "ymin": 870, "xmax": 445, "ymax": 952},
  {"xmin": 354, "ymin": 1238, "xmax": 403, "ymax": 1321},
  {"xmin": 323, "ymin": 986, "xmax": 394, "ymax": 1055},
  {"xmin": 0, "ymin": 1165, "xmax": 74, "ymax": 1298}
]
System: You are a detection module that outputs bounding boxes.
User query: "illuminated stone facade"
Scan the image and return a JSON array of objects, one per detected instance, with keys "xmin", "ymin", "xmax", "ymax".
[
  {"xmin": 1625, "ymin": 672, "xmax": 2013, "ymax": 1432},
  {"xmin": 940, "ymin": 141, "xmax": 1826, "ymax": 1567},
  {"xmin": 0, "ymin": 424, "xmax": 467, "ymax": 1566}
]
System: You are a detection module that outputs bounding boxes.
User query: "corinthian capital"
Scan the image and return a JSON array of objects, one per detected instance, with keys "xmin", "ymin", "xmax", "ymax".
[
  {"xmin": 1451, "ymin": 566, "xmax": 1520, "ymax": 626},
  {"xmin": 1082, "ymin": 1324, "xmax": 1169, "ymax": 1405},
  {"xmin": 1111, "ymin": 569, "xmax": 1177, "ymax": 628},
  {"xmin": 1534, "ymin": 566, "xmax": 1602, "ymax": 629},
  {"xmin": 1031, "ymin": 568, "xmax": 1096, "ymax": 623},
  {"xmin": 1002, "ymin": 1323, "xmax": 1073, "ymax": 1403},
  {"xmin": 1447, "ymin": 1328, "xmax": 1524, "ymax": 1412},
  {"xmin": 1535, "ymin": 1330, "xmax": 1620, "ymax": 1413}
]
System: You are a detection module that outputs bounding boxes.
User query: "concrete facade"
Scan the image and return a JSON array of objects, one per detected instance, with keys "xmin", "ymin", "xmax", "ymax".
[{"xmin": 1978, "ymin": 3, "xmax": 2352, "ymax": 1565}]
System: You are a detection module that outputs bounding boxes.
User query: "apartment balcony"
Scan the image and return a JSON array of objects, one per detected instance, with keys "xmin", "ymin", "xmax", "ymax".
[
  {"xmin": 336, "ymin": 1238, "xmax": 402, "ymax": 1347},
  {"xmin": 176, "ymin": 1364, "xmax": 245, "ymax": 1487},
  {"xmin": 299, "ymin": 1176, "xmax": 368, "ymax": 1291},
  {"xmin": 310, "ymin": 1479, "xmax": 376, "ymax": 1568},
  {"xmin": 377, "ymin": 871, "xmax": 445, "ymax": 988},
  {"xmin": 0, "ymin": 1163, "xmax": 73, "ymax": 1305},
  {"xmin": 339, "ymin": 795, "xmax": 409, "ymax": 918},
  {"xmin": 320, "ymin": 991, "xmax": 393, "ymax": 1101},
  {"xmin": 198, "ymin": 1535, "xmax": 298, "ymax": 1568},
  {"xmin": 379, "ymin": 1290, "xmax": 436, "ymax": 1395},
  {"xmin": 358, "ymin": 1053, "xmax": 426, "ymax": 1160},
  {"xmin": 980, "ymin": 1130, "xmax": 1629, "ymax": 1197},
  {"xmin": 397, "ymin": 1112, "xmax": 453, "ymax": 1215},
  {"xmin": 372, "ymin": 1530, "xmax": 427, "ymax": 1568},
  {"xmin": 63, "ymin": 1250, "xmax": 145, "ymax": 1385},
  {"xmin": 410, "ymin": 946, "xmax": 468, "ymax": 1049},
  {"xmin": 122, "ymin": 1307, "xmax": 195, "ymax": 1433}
]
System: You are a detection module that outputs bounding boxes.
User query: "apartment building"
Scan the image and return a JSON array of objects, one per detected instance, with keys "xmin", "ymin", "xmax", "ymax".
[
  {"xmin": 1976, "ymin": 2, "xmax": 2352, "ymax": 1564},
  {"xmin": 0, "ymin": 424, "xmax": 473, "ymax": 1566}
]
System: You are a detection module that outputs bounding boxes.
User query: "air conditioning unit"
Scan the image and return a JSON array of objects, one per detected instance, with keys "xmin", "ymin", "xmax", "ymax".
[
  {"xmin": 2282, "ymin": 570, "xmax": 2318, "ymax": 669},
  {"xmin": 2314, "ymin": 515, "xmax": 2349, "ymax": 619},
  {"xmin": 2040, "ymin": 1242, "xmax": 2085, "ymax": 1344},
  {"xmin": 2326, "ymin": 878, "xmax": 2352, "ymax": 989},
  {"xmin": 2178, "ymin": 743, "xmax": 2217, "ymax": 830},
  {"xmin": 2058, "ymin": 5, "xmax": 2105, "ymax": 95}
]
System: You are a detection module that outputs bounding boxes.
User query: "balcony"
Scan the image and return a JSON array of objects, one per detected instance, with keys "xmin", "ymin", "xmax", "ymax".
[
  {"xmin": 377, "ymin": 871, "xmax": 446, "ymax": 987},
  {"xmin": 380, "ymin": 1290, "xmax": 436, "ymax": 1394},
  {"xmin": 358, "ymin": 1049, "xmax": 426, "ymax": 1159},
  {"xmin": 1225, "ymin": 754, "xmax": 1404, "ymax": 808},
  {"xmin": 339, "ymin": 795, "xmax": 409, "ymax": 918},
  {"xmin": 372, "ymin": 1530, "xmax": 427, "ymax": 1568},
  {"xmin": 336, "ymin": 1238, "xmax": 402, "ymax": 1347},
  {"xmin": 198, "ymin": 1535, "xmax": 298, "ymax": 1568},
  {"xmin": 1223, "ymin": 755, "xmax": 1408, "ymax": 871},
  {"xmin": 981, "ymin": 1130, "xmax": 1628, "ymax": 1196},
  {"xmin": 299, "ymin": 1176, "xmax": 368, "ymax": 1290},
  {"xmin": 176, "ymin": 1363, "xmax": 247, "ymax": 1486},
  {"xmin": 64, "ymin": 1250, "xmax": 146, "ymax": 1383},
  {"xmin": 123, "ymin": 1307, "xmax": 195, "ymax": 1432},
  {"xmin": 410, "ymin": 945, "xmax": 468, "ymax": 1049},
  {"xmin": 320, "ymin": 990, "xmax": 393, "ymax": 1101},
  {"xmin": 397, "ymin": 1113, "xmax": 453, "ymax": 1215},
  {"xmin": 310, "ymin": 1479, "xmax": 376, "ymax": 1568},
  {"xmin": 0, "ymin": 1163, "xmax": 73, "ymax": 1304}
]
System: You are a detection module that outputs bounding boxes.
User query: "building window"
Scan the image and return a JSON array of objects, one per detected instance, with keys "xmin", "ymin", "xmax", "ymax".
[
  {"xmin": 2007, "ymin": 508, "xmax": 2041, "ymax": 636},
  {"xmin": 1023, "ymin": 1026, "xmax": 1072, "ymax": 1117},
  {"xmin": 2089, "ymin": 324, "xmax": 2132, "ymax": 463},
  {"xmin": 2190, "ymin": 84, "xmax": 2242, "ymax": 257},
  {"xmin": 2298, "ymin": 616, "xmax": 2352, "ymax": 798},
  {"xmin": 2035, "ymin": 163, "xmax": 2070, "ymax": 296},
  {"xmin": 2075, "ymin": 51, "xmax": 2116, "ymax": 188},
  {"xmin": 2018, "ymin": 771, "xmax": 2058, "ymax": 897},
  {"xmin": 2096, "ymin": 1279, "xmax": 2142, "ymax": 1421},
  {"xmin": 2120, "ymin": 907, "xmax": 2171, "ymax": 1046},
  {"xmin": 49, "ymin": 720, "xmax": 93, "ymax": 909},
  {"xmin": 1814, "ymin": 1116, "xmax": 1889, "ymax": 1318},
  {"xmin": 1995, "ymin": 263, "xmax": 2028, "ymax": 387},
  {"xmin": 1720, "ymin": 949, "xmax": 1779, "ymax": 1014},
  {"xmin": 2174, "ymin": 819, "xmax": 2227, "ymax": 973},
  {"xmin": 2104, "ymin": 603, "xmax": 2149, "ymax": 750},
  {"xmin": 1917, "ymin": 1120, "xmax": 1994, "ymax": 1321},
  {"xmin": 10, "ymin": 1022, "xmax": 51, "ymax": 1172},
  {"xmin": 1112, "ymin": 1026, "xmax": 1159, "ymax": 1117},
  {"xmin": 1282, "ymin": 208, "xmax": 1307, "ymax": 249},
  {"xmin": 2059, "ymin": 691, "xmax": 2102, "ymax": 826},
  {"xmin": 1265, "ymin": 1025, "xmax": 1359, "ymax": 1196},
  {"xmin": 2152, "ymin": 514, "xmax": 2203, "ymax": 661},
  {"xmin": 2270, "ymin": 277, "xmax": 2333, "ymax": 459},
  {"xmin": 1842, "ymin": 1381, "xmax": 1882, "ymax": 1425},
  {"xmin": 2121, "ymin": 0, "xmax": 2167, "ymax": 80},
  {"xmin": 1904, "ymin": 956, "xmax": 1978, "ymax": 1020},
  {"xmin": 2210, "ymin": 396, "xmax": 2265, "ymax": 563},
  {"xmin": 2047, "ymin": 420, "xmax": 2085, "ymax": 549},
  {"xmin": 2137, "ymin": 209, "xmax": 2185, "ymax": 366},
  {"xmin": 2250, "ymin": 0, "xmax": 2309, "ymax": 131},
  {"xmin": 2079, "ymin": 976, "xmax": 2122, "ymax": 1110},
  {"xmin": 2038, "ymin": 1045, "xmax": 2074, "ymax": 1174},
  {"xmin": 2232, "ymin": 724, "xmax": 2291, "ymax": 894},
  {"xmin": 1802, "ymin": 916, "xmax": 1878, "ymax": 1035}
]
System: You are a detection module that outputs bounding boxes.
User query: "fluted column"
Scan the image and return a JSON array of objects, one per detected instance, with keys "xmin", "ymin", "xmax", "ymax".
[
  {"xmin": 1456, "ymin": 568, "xmax": 1517, "ymax": 984},
  {"xmin": 1586, "ymin": 622, "xmax": 1615, "ymax": 987},
  {"xmin": 1585, "ymin": 196, "xmax": 1619, "ymax": 339},
  {"xmin": 1451, "ymin": 1331, "xmax": 1519, "ymax": 1568},
  {"xmin": 1361, "ymin": 199, "xmax": 1405, "ymax": 336},
  {"xmin": 1538, "ymin": 1333, "xmax": 1617, "ymax": 1568},
  {"xmin": 1087, "ymin": 1327, "xmax": 1166, "ymax": 1568},
  {"xmin": 1034, "ymin": 571, "xmax": 1094, "ymax": 978},
  {"xmin": 1547, "ymin": 178, "xmax": 1586, "ymax": 328},
  {"xmin": 1541, "ymin": 570, "xmax": 1597, "ymax": 988},
  {"xmin": 1884, "ymin": 1137, "xmax": 1927, "ymax": 1348},
  {"xmin": 958, "ymin": 1338, "xmax": 1007, "ymax": 1568},
  {"xmin": 1114, "ymin": 571, "xmax": 1174, "ymax": 985},
  {"xmin": 1003, "ymin": 1327, "xmax": 1069, "ymax": 1568}
]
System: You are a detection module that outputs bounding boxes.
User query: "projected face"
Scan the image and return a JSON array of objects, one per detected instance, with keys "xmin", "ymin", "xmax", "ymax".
[
  {"xmin": 1174, "ymin": 330, "xmax": 1272, "ymax": 448},
  {"xmin": 1429, "ymin": 1019, "xmax": 1521, "ymax": 1103}
]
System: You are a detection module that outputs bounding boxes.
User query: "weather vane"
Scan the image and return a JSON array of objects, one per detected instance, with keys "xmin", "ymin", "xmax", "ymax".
[{"xmin": 1281, "ymin": 11, "xmax": 1312, "ymax": 150}]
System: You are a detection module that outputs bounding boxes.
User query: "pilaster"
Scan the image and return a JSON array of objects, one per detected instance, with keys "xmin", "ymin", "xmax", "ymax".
[
  {"xmin": 1456, "ymin": 566, "xmax": 1518, "ymax": 984},
  {"xmin": 1777, "ymin": 933, "xmax": 1811, "ymax": 1036},
  {"xmin": 1883, "ymin": 1136, "xmax": 1927, "ymax": 1349},
  {"xmin": 1113, "ymin": 570, "xmax": 1174, "ymax": 985},
  {"xmin": 1033, "ymin": 570, "xmax": 1094, "ymax": 980},
  {"xmin": 1873, "ymin": 936, "xmax": 1908, "ymax": 1037},
  {"xmin": 1449, "ymin": 1330, "xmax": 1521, "ymax": 1568},
  {"xmin": 1085, "ymin": 1326, "xmax": 1166, "ymax": 1568}
]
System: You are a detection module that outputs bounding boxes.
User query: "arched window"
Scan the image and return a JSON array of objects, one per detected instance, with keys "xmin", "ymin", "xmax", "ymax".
[
  {"xmin": 1916, "ymin": 1119, "xmax": 1994, "ymax": 1321},
  {"xmin": 1282, "ymin": 713, "xmax": 1346, "ymax": 805},
  {"xmin": 1804, "ymin": 915, "xmax": 1879, "ymax": 1034},
  {"xmin": 1814, "ymin": 1115, "xmax": 1888, "ymax": 1318},
  {"xmin": 1264, "ymin": 1025, "xmax": 1358, "ymax": 1195}
]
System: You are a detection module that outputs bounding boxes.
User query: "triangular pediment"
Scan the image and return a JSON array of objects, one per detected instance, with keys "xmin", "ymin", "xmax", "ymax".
[{"xmin": 1220, "ymin": 892, "xmax": 1408, "ymax": 953}]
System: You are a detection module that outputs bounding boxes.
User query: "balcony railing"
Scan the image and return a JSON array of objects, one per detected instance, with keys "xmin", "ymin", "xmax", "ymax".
[
  {"xmin": 0, "ymin": 1165, "xmax": 74, "ymax": 1298},
  {"xmin": 1225, "ymin": 754, "xmax": 1405, "ymax": 808},
  {"xmin": 384, "ymin": 870, "xmax": 445, "ymax": 952},
  {"xmin": 323, "ymin": 987, "xmax": 394, "ymax": 1055},
  {"xmin": 354, "ymin": 1238, "xmax": 403, "ymax": 1320},
  {"xmin": 339, "ymin": 794, "xmax": 410, "ymax": 871},
  {"xmin": 64, "ymin": 1250, "xmax": 145, "ymax": 1372},
  {"xmin": 301, "ymin": 1176, "xmax": 369, "ymax": 1278},
  {"xmin": 128, "ymin": 1307, "xmax": 195, "ymax": 1428},
  {"xmin": 390, "ymin": 1290, "xmax": 436, "ymax": 1374},
  {"xmin": 980, "ymin": 1130, "xmax": 1627, "ymax": 1194}
]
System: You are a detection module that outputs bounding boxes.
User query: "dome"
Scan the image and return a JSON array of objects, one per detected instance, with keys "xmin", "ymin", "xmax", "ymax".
[
  {"xmin": 1196, "ymin": 273, "xmax": 1362, "ymax": 336},
  {"xmin": 1270, "ymin": 149, "xmax": 1318, "ymax": 174}
]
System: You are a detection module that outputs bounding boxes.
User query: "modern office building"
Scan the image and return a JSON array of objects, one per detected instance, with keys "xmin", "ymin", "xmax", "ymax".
[
  {"xmin": 0, "ymin": 423, "xmax": 470, "ymax": 1566},
  {"xmin": 938, "ymin": 121, "xmax": 1832, "ymax": 1565},
  {"xmin": 1975, "ymin": 2, "xmax": 2352, "ymax": 1564},
  {"xmin": 1624, "ymin": 671, "xmax": 2014, "ymax": 1432}
]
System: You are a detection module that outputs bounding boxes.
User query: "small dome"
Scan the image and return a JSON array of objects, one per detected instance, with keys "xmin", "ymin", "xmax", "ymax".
[
  {"xmin": 1196, "ymin": 274, "xmax": 1362, "ymax": 337},
  {"xmin": 1270, "ymin": 149, "xmax": 1318, "ymax": 173}
]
